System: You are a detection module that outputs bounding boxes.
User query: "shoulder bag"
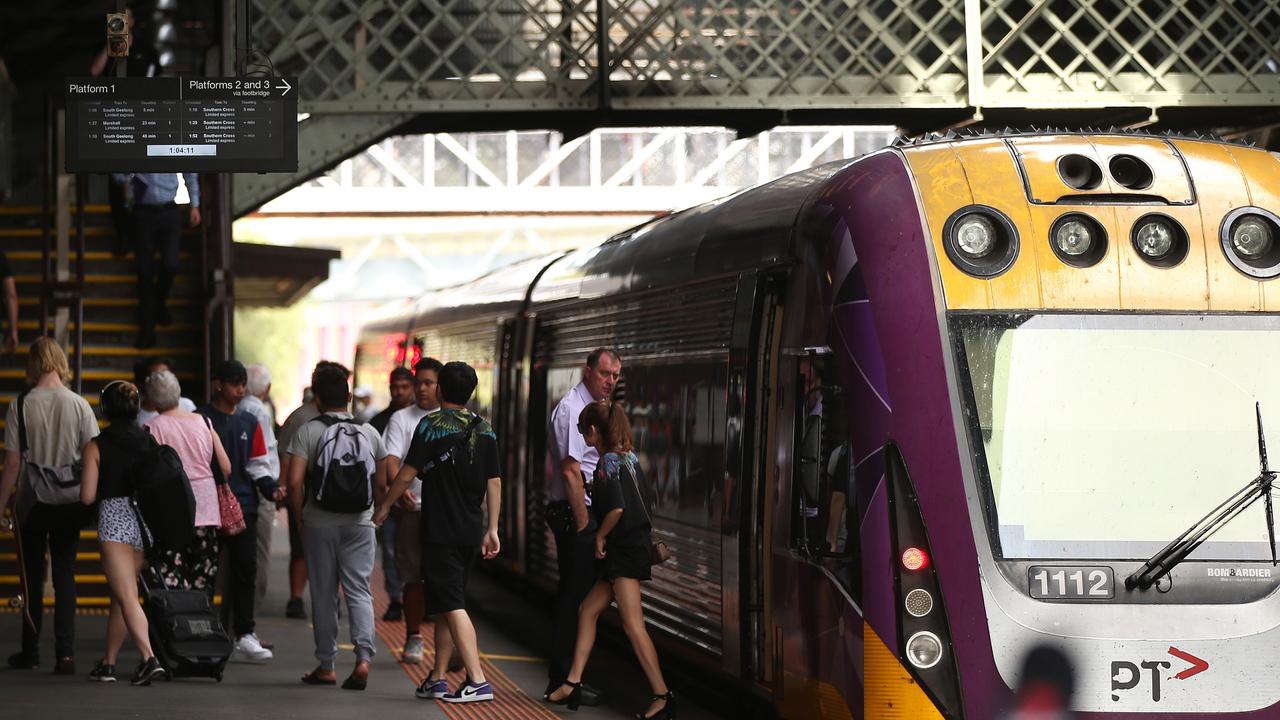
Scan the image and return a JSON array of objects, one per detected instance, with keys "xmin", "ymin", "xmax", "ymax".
[
  {"xmin": 16, "ymin": 390, "xmax": 82, "ymax": 507},
  {"xmin": 206, "ymin": 417, "xmax": 245, "ymax": 536},
  {"xmin": 618, "ymin": 459, "xmax": 671, "ymax": 566}
]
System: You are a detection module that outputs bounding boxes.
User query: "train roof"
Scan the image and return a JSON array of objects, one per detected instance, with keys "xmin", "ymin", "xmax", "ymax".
[{"xmin": 528, "ymin": 159, "xmax": 854, "ymax": 305}]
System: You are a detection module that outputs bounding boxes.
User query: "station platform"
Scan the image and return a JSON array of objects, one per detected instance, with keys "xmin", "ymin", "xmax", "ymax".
[{"xmin": 0, "ymin": 518, "xmax": 724, "ymax": 720}]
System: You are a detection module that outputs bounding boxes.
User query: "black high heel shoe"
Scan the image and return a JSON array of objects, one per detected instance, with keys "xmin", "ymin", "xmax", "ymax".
[
  {"xmin": 636, "ymin": 691, "xmax": 676, "ymax": 720},
  {"xmin": 544, "ymin": 680, "xmax": 583, "ymax": 710}
]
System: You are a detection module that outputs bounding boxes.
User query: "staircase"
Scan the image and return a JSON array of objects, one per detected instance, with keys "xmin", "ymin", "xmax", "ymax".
[{"xmin": 0, "ymin": 201, "xmax": 207, "ymax": 609}]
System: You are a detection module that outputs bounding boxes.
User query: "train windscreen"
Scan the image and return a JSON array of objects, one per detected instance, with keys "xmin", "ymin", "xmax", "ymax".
[{"xmin": 952, "ymin": 313, "xmax": 1280, "ymax": 561}]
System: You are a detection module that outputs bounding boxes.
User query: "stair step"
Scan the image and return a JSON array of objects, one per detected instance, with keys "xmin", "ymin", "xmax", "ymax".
[
  {"xmin": 7, "ymin": 251, "xmax": 192, "ymax": 262},
  {"xmin": 18, "ymin": 297, "xmax": 195, "ymax": 307},
  {"xmin": 0, "ymin": 574, "xmax": 108, "ymax": 585},
  {"xmin": 0, "ymin": 552, "xmax": 100, "ymax": 562},
  {"xmin": 14, "ymin": 274, "xmax": 193, "ymax": 286},
  {"xmin": 16, "ymin": 321, "xmax": 198, "ymax": 332},
  {"xmin": 0, "ymin": 227, "xmax": 113, "ymax": 238},
  {"xmin": 0, "ymin": 205, "xmax": 111, "ymax": 216}
]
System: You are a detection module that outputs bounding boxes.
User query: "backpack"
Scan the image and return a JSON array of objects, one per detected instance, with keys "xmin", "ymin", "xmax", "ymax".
[
  {"xmin": 16, "ymin": 390, "xmax": 81, "ymax": 506},
  {"xmin": 307, "ymin": 415, "xmax": 376, "ymax": 513},
  {"xmin": 132, "ymin": 433, "xmax": 197, "ymax": 551}
]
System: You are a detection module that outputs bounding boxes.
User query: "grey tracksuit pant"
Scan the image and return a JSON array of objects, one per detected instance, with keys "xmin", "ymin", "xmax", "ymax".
[{"xmin": 303, "ymin": 524, "xmax": 377, "ymax": 668}]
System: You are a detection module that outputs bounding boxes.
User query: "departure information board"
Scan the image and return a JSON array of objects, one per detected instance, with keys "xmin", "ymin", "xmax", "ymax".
[{"xmin": 64, "ymin": 76, "xmax": 297, "ymax": 173}]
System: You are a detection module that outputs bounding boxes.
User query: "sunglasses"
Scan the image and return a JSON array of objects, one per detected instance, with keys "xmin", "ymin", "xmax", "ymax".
[{"xmin": 577, "ymin": 422, "xmax": 591, "ymax": 434}]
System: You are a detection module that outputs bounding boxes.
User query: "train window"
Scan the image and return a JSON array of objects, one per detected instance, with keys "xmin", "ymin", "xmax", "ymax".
[
  {"xmin": 790, "ymin": 352, "xmax": 840, "ymax": 557},
  {"xmin": 622, "ymin": 363, "xmax": 727, "ymax": 530}
]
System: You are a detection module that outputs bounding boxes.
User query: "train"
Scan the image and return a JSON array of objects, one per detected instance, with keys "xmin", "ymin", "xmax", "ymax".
[{"xmin": 355, "ymin": 129, "xmax": 1280, "ymax": 719}]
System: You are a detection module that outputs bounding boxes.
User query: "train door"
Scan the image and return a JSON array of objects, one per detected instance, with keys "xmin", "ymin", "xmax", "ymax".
[
  {"xmin": 739, "ymin": 272, "xmax": 784, "ymax": 695},
  {"xmin": 495, "ymin": 315, "xmax": 533, "ymax": 573}
]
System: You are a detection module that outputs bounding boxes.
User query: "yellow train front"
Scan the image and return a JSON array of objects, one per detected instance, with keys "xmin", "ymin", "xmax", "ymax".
[{"xmin": 829, "ymin": 131, "xmax": 1280, "ymax": 718}]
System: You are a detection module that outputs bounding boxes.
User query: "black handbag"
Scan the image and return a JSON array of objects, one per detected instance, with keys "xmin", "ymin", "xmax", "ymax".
[{"xmin": 619, "ymin": 461, "xmax": 671, "ymax": 566}]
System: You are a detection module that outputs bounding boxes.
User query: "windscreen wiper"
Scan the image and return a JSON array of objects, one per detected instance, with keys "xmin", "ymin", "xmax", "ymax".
[{"xmin": 1125, "ymin": 403, "xmax": 1278, "ymax": 591}]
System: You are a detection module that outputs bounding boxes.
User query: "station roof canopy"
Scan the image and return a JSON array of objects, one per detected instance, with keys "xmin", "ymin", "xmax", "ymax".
[{"xmin": 232, "ymin": 241, "xmax": 341, "ymax": 307}]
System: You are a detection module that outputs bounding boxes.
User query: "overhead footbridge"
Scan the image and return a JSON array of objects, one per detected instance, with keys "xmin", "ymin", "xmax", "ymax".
[{"xmin": 238, "ymin": 0, "xmax": 1280, "ymax": 214}]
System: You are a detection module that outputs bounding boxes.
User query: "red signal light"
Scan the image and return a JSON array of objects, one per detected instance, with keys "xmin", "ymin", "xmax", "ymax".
[{"xmin": 902, "ymin": 547, "xmax": 929, "ymax": 571}]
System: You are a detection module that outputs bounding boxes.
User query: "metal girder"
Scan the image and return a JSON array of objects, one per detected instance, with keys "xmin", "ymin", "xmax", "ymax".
[
  {"xmin": 233, "ymin": 110, "xmax": 412, "ymax": 215},
  {"xmin": 252, "ymin": 0, "xmax": 1280, "ymax": 114}
]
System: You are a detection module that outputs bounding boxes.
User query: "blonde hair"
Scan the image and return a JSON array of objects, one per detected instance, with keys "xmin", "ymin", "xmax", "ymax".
[{"xmin": 26, "ymin": 337, "xmax": 71, "ymax": 384}]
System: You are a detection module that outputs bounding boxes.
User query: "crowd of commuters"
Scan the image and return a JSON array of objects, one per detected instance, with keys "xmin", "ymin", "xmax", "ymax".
[{"xmin": 0, "ymin": 338, "xmax": 674, "ymax": 716}]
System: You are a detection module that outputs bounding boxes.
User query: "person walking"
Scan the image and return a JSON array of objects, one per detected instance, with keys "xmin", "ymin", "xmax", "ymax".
[
  {"xmin": 1, "ymin": 249, "xmax": 17, "ymax": 353},
  {"xmin": 378, "ymin": 357, "xmax": 442, "ymax": 661},
  {"xmin": 143, "ymin": 370, "xmax": 230, "ymax": 598},
  {"xmin": 545, "ymin": 400, "xmax": 674, "ymax": 719},
  {"xmin": 544, "ymin": 348, "xmax": 621, "ymax": 704},
  {"xmin": 376, "ymin": 361, "xmax": 501, "ymax": 704},
  {"xmin": 199, "ymin": 360, "xmax": 282, "ymax": 663},
  {"xmin": 240, "ymin": 363, "xmax": 280, "ymax": 610},
  {"xmin": 0, "ymin": 338, "xmax": 98, "ymax": 673},
  {"xmin": 285, "ymin": 363, "xmax": 386, "ymax": 690},
  {"xmin": 278, "ymin": 360, "xmax": 351, "ymax": 619},
  {"xmin": 78, "ymin": 381, "xmax": 168, "ymax": 686},
  {"xmin": 369, "ymin": 365, "xmax": 415, "ymax": 622},
  {"xmin": 107, "ymin": 172, "xmax": 200, "ymax": 349}
]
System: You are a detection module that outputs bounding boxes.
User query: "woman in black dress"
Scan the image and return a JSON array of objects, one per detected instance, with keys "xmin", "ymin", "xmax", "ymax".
[{"xmin": 545, "ymin": 400, "xmax": 674, "ymax": 720}]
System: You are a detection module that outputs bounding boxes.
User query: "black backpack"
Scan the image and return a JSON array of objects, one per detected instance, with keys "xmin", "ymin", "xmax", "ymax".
[
  {"xmin": 307, "ymin": 415, "xmax": 376, "ymax": 513},
  {"xmin": 132, "ymin": 434, "xmax": 197, "ymax": 551}
]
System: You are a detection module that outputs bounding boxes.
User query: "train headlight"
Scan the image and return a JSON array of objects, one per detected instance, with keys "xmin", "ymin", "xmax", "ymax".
[
  {"xmin": 904, "ymin": 589, "xmax": 934, "ymax": 617},
  {"xmin": 1135, "ymin": 220, "xmax": 1173, "ymax": 257},
  {"xmin": 1054, "ymin": 219, "xmax": 1093, "ymax": 256},
  {"xmin": 1233, "ymin": 217, "xmax": 1273, "ymax": 258},
  {"xmin": 905, "ymin": 631, "xmax": 943, "ymax": 669},
  {"xmin": 943, "ymin": 206, "xmax": 1019, "ymax": 278},
  {"xmin": 955, "ymin": 214, "xmax": 995, "ymax": 258},
  {"xmin": 1050, "ymin": 214, "xmax": 1107, "ymax": 268},
  {"xmin": 1130, "ymin": 214, "xmax": 1189, "ymax": 268},
  {"xmin": 1220, "ymin": 208, "xmax": 1280, "ymax": 279}
]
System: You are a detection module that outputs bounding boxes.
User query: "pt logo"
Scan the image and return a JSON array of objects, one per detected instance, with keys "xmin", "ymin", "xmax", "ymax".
[{"xmin": 1111, "ymin": 646, "xmax": 1209, "ymax": 702}]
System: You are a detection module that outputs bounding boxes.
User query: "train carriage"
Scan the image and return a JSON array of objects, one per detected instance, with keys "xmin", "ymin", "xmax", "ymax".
[{"xmin": 355, "ymin": 130, "xmax": 1280, "ymax": 718}]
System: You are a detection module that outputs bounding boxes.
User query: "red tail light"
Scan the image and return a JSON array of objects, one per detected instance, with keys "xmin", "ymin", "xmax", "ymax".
[{"xmin": 902, "ymin": 547, "xmax": 929, "ymax": 571}]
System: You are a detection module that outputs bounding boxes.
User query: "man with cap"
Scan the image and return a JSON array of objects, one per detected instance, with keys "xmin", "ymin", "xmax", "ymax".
[{"xmin": 199, "ymin": 359, "xmax": 285, "ymax": 663}]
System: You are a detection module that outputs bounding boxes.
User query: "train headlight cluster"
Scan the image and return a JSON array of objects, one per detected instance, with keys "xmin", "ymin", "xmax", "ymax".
[
  {"xmin": 942, "ymin": 205, "xmax": 1019, "ymax": 278},
  {"xmin": 905, "ymin": 631, "xmax": 944, "ymax": 669},
  {"xmin": 1221, "ymin": 208, "xmax": 1280, "ymax": 279},
  {"xmin": 1049, "ymin": 213, "xmax": 1107, "ymax": 267}
]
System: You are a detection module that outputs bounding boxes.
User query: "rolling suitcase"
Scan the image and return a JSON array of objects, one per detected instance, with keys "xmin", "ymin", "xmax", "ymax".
[{"xmin": 140, "ymin": 572, "xmax": 232, "ymax": 681}]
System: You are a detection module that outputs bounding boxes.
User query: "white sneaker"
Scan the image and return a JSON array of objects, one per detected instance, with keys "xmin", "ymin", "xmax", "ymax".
[
  {"xmin": 231, "ymin": 633, "xmax": 273, "ymax": 664},
  {"xmin": 402, "ymin": 635, "xmax": 425, "ymax": 664}
]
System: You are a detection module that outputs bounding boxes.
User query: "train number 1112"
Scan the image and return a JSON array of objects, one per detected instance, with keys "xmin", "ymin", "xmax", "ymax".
[{"xmin": 1028, "ymin": 566, "xmax": 1114, "ymax": 599}]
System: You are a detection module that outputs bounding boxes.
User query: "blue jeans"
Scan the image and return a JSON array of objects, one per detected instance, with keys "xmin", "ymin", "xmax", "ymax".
[{"xmin": 377, "ymin": 511, "xmax": 402, "ymax": 602}]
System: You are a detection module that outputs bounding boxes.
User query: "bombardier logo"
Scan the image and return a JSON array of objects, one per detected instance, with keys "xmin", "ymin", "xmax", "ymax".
[
  {"xmin": 1111, "ymin": 647, "xmax": 1209, "ymax": 702},
  {"xmin": 1207, "ymin": 567, "xmax": 1272, "ymax": 578}
]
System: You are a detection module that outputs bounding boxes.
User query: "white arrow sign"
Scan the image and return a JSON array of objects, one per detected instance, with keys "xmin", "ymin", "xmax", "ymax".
[{"xmin": 275, "ymin": 78, "xmax": 291, "ymax": 96}]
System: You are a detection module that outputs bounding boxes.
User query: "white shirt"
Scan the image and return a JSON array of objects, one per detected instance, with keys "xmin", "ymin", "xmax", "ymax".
[
  {"xmin": 136, "ymin": 397, "xmax": 196, "ymax": 427},
  {"xmin": 547, "ymin": 382, "xmax": 598, "ymax": 505},
  {"xmin": 383, "ymin": 403, "xmax": 437, "ymax": 511}
]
